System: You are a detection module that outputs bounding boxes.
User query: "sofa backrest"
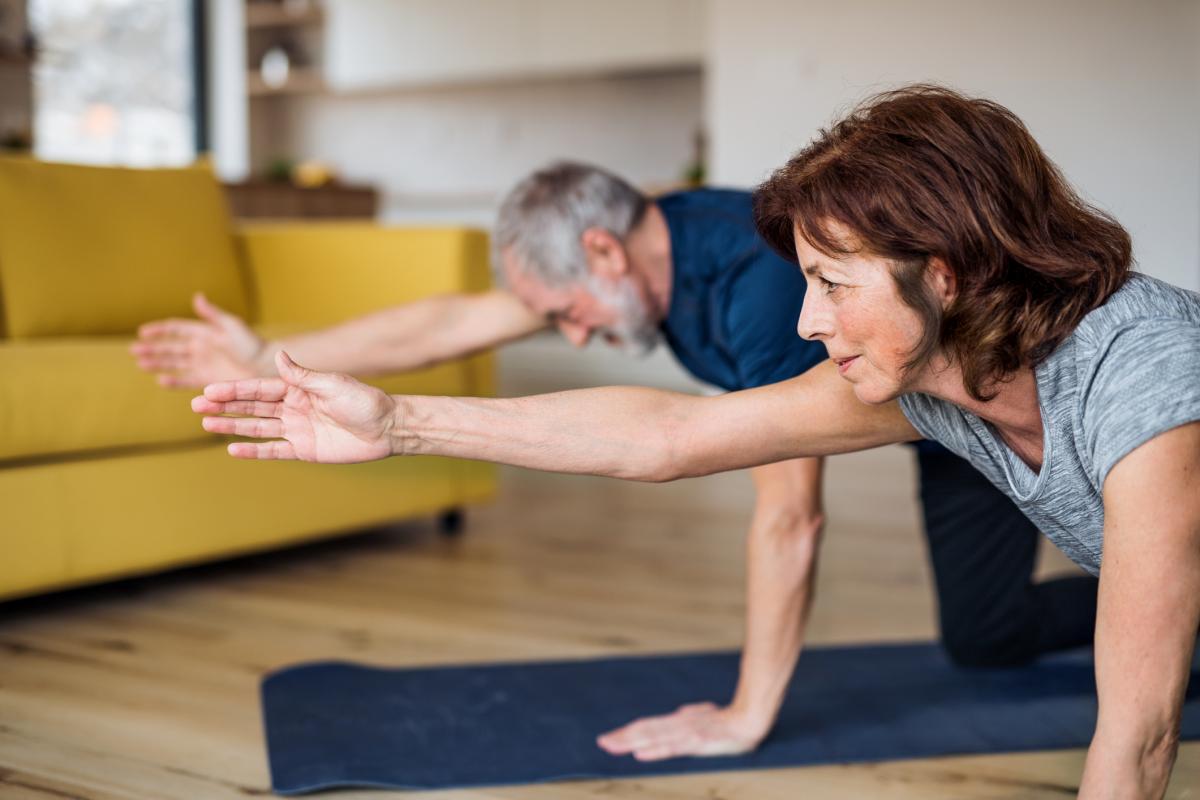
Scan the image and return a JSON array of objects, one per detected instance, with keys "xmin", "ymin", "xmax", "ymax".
[{"xmin": 0, "ymin": 157, "xmax": 249, "ymax": 339}]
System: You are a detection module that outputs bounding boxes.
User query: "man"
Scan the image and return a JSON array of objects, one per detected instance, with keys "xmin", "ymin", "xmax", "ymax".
[{"xmin": 134, "ymin": 162, "xmax": 1098, "ymax": 761}]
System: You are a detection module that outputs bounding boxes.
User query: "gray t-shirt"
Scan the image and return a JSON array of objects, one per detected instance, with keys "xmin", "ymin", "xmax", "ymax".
[{"xmin": 898, "ymin": 273, "xmax": 1200, "ymax": 576}]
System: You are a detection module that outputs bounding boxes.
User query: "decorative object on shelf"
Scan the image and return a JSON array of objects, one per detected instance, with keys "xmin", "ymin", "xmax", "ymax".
[
  {"xmin": 292, "ymin": 159, "xmax": 334, "ymax": 188},
  {"xmin": 264, "ymin": 155, "xmax": 296, "ymax": 183},
  {"xmin": 246, "ymin": 0, "xmax": 323, "ymax": 95},
  {"xmin": 260, "ymin": 44, "xmax": 291, "ymax": 89}
]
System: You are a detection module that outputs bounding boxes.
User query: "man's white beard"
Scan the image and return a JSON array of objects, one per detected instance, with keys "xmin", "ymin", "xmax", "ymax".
[{"xmin": 587, "ymin": 274, "xmax": 661, "ymax": 358}]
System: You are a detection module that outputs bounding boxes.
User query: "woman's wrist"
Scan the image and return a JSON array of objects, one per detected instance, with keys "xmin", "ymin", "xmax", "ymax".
[
  {"xmin": 724, "ymin": 698, "xmax": 777, "ymax": 744},
  {"xmin": 386, "ymin": 395, "xmax": 409, "ymax": 456},
  {"xmin": 1080, "ymin": 727, "xmax": 1178, "ymax": 799}
]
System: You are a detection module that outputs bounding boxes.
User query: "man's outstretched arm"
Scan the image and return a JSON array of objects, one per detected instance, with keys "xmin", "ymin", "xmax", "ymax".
[{"xmin": 134, "ymin": 289, "xmax": 548, "ymax": 387}]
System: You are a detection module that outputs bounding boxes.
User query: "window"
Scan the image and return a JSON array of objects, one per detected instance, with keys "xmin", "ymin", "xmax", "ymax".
[{"xmin": 30, "ymin": 0, "xmax": 201, "ymax": 166}]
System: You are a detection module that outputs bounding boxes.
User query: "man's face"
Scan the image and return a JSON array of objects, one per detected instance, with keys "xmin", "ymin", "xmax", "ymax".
[{"xmin": 502, "ymin": 248, "xmax": 660, "ymax": 357}]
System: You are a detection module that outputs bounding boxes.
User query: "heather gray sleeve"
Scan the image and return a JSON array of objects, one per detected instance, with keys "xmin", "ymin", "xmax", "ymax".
[
  {"xmin": 1081, "ymin": 318, "xmax": 1200, "ymax": 490},
  {"xmin": 897, "ymin": 392, "xmax": 976, "ymax": 461}
]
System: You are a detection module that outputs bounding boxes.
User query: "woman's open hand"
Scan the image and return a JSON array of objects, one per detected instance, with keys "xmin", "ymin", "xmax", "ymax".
[
  {"xmin": 193, "ymin": 351, "xmax": 397, "ymax": 463},
  {"xmin": 596, "ymin": 701, "xmax": 768, "ymax": 761}
]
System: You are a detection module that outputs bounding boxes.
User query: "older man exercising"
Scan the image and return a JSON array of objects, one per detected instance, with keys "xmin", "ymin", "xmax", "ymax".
[{"xmin": 135, "ymin": 161, "xmax": 1097, "ymax": 761}]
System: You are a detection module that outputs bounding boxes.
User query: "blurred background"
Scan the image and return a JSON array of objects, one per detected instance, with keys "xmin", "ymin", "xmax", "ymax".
[{"xmin": 1, "ymin": 0, "xmax": 1197, "ymax": 389}]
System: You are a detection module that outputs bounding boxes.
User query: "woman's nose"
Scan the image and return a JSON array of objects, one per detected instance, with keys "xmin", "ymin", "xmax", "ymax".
[{"xmin": 796, "ymin": 297, "xmax": 831, "ymax": 341}]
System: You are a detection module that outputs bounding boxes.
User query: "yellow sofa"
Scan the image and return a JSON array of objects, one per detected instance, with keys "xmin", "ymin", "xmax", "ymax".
[{"xmin": 0, "ymin": 157, "xmax": 496, "ymax": 602}]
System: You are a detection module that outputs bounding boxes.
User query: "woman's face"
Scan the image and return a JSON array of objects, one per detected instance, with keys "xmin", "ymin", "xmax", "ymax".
[{"xmin": 793, "ymin": 223, "xmax": 932, "ymax": 405}]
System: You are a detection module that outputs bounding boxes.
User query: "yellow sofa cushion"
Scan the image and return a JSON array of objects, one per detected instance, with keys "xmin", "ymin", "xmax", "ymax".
[
  {"xmin": 0, "ymin": 336, "xmax": 479, "ymax": 463},
  {"xmin": 0, "ymin": 157, "xmax": 249, "ymax": 339}
]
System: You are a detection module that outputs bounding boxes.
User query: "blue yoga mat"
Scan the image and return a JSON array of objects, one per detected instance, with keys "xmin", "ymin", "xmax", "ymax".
[{"xmin": 261, "ymin": 642, "xmax": 1200, "ymax": 794}]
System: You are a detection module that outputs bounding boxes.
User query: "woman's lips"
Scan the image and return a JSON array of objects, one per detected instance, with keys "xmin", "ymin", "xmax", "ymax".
[{"xmin": 836, "ymin": 356, "xmax": 859, "ymax": 375}]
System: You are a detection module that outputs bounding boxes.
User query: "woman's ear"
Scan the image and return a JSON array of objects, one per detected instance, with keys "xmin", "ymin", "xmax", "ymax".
[
  {"xmin": 580, "ymin": 227, "xmax": 629, "ymax": 281},
  {"xmin": 927, "ymin": 256, "xmax": 957, "ymax": 307}
]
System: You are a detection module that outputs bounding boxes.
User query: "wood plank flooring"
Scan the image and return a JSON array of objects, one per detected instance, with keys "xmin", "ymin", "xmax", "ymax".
[{"xmin": 3, "ymin": 443, "xmax": 1197, "ymax": 798}]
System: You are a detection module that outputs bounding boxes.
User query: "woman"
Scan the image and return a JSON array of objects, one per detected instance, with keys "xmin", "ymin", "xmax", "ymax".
[{"xmin": 194, "ymin": 86, "xmax": 1200, "ymax": 797}]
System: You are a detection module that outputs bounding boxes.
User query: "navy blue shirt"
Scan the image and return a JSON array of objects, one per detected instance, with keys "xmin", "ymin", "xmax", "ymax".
[{"xmin": 658, "ymin": 188, "xmax": 825, "ymax": 391}]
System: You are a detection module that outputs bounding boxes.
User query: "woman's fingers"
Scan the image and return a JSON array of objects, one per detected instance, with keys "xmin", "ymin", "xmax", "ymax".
[
  {"xmin": 201, "ymin": 415, "xmax": 283, "ymax": 439},
  {"xmin": 192, "ymin": 395, "xmax": 283, "ymax": 418},
  {"xmin": 227, "ymin": 440, "xmax": 296, "ymax": 460},
  {"xmin": 201, "ymin": 377, "xmax": 288, "ymax": 403},
  {"xmin": 597, "ymin": 717, "xmax": 667, "ymax": 754},
  {"xmin": 214, "ymin": 399, "xmax": 283, "ymax": 417},
  {"xmin": 597, "ymin": 703, "xmax": 753, "ymax": 761}
]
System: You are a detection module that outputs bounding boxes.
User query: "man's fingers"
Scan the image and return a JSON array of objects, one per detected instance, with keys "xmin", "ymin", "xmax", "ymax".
[
  {"xmin": 134, "ymin": 349, "xmax": 192, "ymax": 373},
  {"xmin": 131, "ymin": 340, "xmax": 194, "ymax": 359},
  {"xmin": 137, "ymin": 318, "xmax": 209, "ymax": 340},
  {"xmin": 227, "ymin": 440, "xmax": 296, "ymax": 460},
  {"xmin": 202, "ymin": 377, "xmax": 288, "ymax": 403},
  {"xmin": 202, "ymin": 415, "xmax": 283, "ymax": 439},
  {"xmin": 158, "ymin": 373, "xmax": 204, "ymax": 390},
  {"xmin": 194, "ymin": 292, "xmax": 237, "ymax": 326}
]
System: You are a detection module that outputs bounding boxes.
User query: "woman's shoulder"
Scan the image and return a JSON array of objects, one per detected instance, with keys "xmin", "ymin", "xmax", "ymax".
[{"xmin": 1073, "ymin": 273, "xmax": 1200, "ymax": 349}]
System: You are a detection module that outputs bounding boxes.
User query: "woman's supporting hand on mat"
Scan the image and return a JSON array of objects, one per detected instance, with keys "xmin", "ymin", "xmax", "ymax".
[
  {"xmin": 595, "ymin": 701, "xmax": 769, "ymax": 761},
  {"xmin": 133, "ymin": 292, "xmax": 268, "ymax": 388},
  {"xmin": 194, "ymin": 351, "xmax": 397, "ymax": 463}
]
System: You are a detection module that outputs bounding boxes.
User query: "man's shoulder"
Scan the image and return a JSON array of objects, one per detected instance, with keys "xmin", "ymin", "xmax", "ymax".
[{"xmin": 659, "ymin": 186, "xmax": 754, "ymax": 215}]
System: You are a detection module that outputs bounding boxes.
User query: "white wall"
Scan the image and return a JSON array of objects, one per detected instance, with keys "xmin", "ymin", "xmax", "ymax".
[
  {"xmin": 325, "ymin": 0, "xmax": 704, "ymax": 90},
  {"xmin": 275, "ymin": 69, "xmax": 704, "ymax": 225},
  {"xmin": 707, "ymin": 0, "xmax": 1200, "ymax": 290}
]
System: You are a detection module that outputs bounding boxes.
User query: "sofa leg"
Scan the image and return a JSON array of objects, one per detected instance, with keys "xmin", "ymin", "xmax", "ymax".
[{"xmin": 437, "ymin": 508, "xmax": 465, "ymax": 537}]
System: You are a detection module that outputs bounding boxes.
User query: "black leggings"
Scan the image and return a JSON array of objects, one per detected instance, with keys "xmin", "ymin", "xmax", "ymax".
[{"xmin": 916, "ymin": 448, "xmax": 1099, "ymax": 668}]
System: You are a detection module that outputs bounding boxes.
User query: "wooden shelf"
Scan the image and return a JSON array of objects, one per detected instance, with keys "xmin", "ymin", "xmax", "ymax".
[
  {"xmin": 245, "ymin": 3, "xmax": 323, "ymax": 29},
  {"xmin": 247, "ymin": 67, "xmax": 325, "ymax": 96},
  {"xmin": 223, "ymin": 180, "xmax": 378, "ymax": 220}
]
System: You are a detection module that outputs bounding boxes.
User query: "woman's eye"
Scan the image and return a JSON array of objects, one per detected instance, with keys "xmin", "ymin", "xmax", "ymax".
[{"xmin": 819, "ymin": 277, "xmax": 841, "ymax": 294}]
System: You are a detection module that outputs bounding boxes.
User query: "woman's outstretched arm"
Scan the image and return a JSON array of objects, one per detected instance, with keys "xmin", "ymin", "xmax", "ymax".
[{"xmin": 194, "ymin": 352, "xmax": 919, "ymax": 480}]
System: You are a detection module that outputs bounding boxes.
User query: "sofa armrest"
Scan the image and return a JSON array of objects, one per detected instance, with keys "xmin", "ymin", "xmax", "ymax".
[{"xmin": 235, "ymin": 223, "xmax": 491, "ymax": 327}]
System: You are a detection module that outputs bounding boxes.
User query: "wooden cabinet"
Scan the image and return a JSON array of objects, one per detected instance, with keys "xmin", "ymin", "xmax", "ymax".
[{"xmin": 223, "ymin": 180, "xmax": 378, "ymax": 220}]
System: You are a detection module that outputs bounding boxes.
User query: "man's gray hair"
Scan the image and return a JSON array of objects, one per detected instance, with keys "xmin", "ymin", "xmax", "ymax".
[{"xmin": 493, "ymin": 162, "xmax": 648, "ymax": 287}]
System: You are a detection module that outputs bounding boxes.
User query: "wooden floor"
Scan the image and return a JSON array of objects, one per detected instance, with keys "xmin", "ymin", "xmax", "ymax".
[{"xmin": 3, "ymin": 439, "xmax": 1198, "ymax": 799}]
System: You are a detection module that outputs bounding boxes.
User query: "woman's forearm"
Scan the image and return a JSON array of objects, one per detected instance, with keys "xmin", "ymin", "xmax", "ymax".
[
  {"xmin": 1080, "ymin": 422, "xmax": 1200, "ymax": 798},
  {"xmin": 731, "ymin": 459, "xmax": 826, "ymax": 732},
  {"xmin": 389, "ymin": 363, "xmax": 916, "ymax": 482},
  {"xmin": 259, "ymin": 290, "xmax": 546, "ymax": 377},
  {"xmin": 393, "ymin": 387, "xmax": 693, "ymax": 481}
]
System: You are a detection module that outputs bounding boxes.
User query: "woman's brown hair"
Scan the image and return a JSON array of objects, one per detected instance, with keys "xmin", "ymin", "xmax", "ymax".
[{"xmin": 754, "ymin": 84, "xmax": 1132, "ymax": 401}]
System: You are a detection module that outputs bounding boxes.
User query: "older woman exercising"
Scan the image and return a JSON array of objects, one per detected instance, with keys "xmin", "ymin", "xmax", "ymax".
[{"xmin": 194, "ymin": 86, "xmax": 1200, "ymax": 797}]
